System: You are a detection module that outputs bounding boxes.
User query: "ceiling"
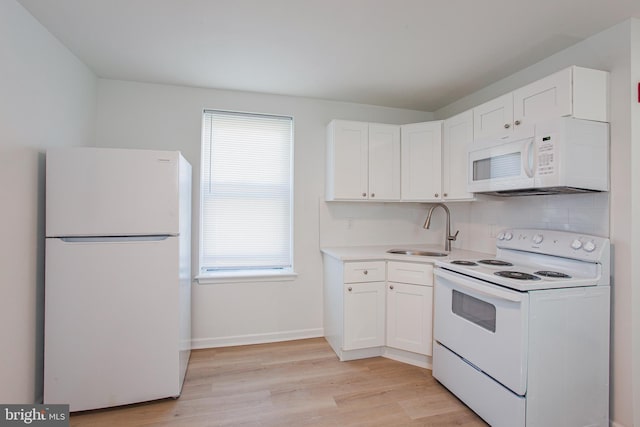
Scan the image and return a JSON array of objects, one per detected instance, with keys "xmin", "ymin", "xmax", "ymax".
[{"xmin": 17, "ymin": 0, "xmax": 640, "ymax": 111}]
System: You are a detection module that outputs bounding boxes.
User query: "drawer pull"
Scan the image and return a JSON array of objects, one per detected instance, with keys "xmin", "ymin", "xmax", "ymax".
[
  {"xmin": 348, "ymin": 286, "xmax": 352, "ymax": 292},
  {"xmin": 363, "ymin": 270, "xmax": 368, "ymax": 275}
]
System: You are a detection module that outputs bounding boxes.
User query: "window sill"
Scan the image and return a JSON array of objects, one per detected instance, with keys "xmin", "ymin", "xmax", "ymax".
[{"xmin": 195, "ymin": 269, "xmax": 298, "ymax": 284}]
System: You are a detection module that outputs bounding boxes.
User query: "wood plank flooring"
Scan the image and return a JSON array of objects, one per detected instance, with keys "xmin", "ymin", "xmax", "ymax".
[{"xmin": 70, "ymin": 338, "xmax": 487, "ymax": 426}]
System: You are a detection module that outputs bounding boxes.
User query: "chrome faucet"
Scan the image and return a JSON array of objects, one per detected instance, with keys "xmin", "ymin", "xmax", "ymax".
[{"xmin": 423, "ymin": 203, "xmax": 459, "ymax": 252}]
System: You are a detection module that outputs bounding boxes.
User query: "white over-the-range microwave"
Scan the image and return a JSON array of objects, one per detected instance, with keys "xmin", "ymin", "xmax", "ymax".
[{"xmin": 467, "ymin": 117, "xmax": 609, "ymax": 196}]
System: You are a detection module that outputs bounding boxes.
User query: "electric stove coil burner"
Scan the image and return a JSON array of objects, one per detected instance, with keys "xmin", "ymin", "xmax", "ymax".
[
  {"xmin": 478, "ymin": 259, "xmax": 514, "ymax": 267},
  {"xmin": 450, "ymin": 260, "xmax": 478, "ymax": 266},
  {"xmin": 534, "ymin": 271, "xmax": 572, "ymax": 279},
  {"xmin": 494, "ymin": 271, "xmax": 541, "ymax": 280}
]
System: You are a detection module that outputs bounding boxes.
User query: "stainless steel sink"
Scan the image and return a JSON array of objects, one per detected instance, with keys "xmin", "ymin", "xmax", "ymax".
[{"xmin": 386, "ymin": 249, "xmax": 449, "ymax": 257}]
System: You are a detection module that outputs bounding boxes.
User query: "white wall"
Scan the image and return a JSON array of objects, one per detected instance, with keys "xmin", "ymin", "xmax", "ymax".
[
  {"xmin": 435, "ymin": 19, "xmax": 637, "ymax": 427},
  {"xmin": 93, "ymin": 79, "xmax": 432, "ymax": 348},
  {"xmin": 0, "ymin": 0, "xmax": 97, "ymax": 403},
  {"xmin": 630, "ymin": 19, "xmax": 640, "ymax": 427}
]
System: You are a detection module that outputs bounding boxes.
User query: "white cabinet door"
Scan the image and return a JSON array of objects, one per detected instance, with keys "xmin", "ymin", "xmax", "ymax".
[
  {"xmin": 386, "ymin": 282, "xmax": 433, "ymax": 355},
  {"xmin": 513, "ymin": 67, "xmax": 571, "ymax": 132},
  {"xmin": 473, "ymin": 93, "xmax": 514, "ymax": 141},
  {"xmin": 400, "ymin": 121, "xmax": 443, "ymax": 201},
  {"xmin": 326, "ymin": 120, "xmax": 369, "ymax": 200},
  {"xmin": 474, "ymin": 66, "xmax": 608, "ymax": 142},
  {"xmin": 368, "ymin": 123, "xmax": 401, "ymax": 200},
  {"xmin": 344, "ymin": 282, "xmax": 386, "ymax": 350},
  {"xmin": 443, "ymin": 110, "xmax": 474, "ymax": 201}
]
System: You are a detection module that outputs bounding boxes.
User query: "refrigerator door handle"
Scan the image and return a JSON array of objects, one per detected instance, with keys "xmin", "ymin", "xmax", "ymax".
[{"xmin": 59, "ymin": 235, "xmax": 172, "ymax": 243}]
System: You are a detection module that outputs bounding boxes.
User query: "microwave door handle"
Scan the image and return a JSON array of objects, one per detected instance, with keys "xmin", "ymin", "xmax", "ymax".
[
  {"xmin": 523, "ymin": 138, "xmax": 535, "ymax": 178},
  {"xmin": 523, "ymin": 138, "xmax": 536, "ymax": 178},
  {"xmin": 435, "ymin": 269, "xmax": 524, "ymax": 303}
]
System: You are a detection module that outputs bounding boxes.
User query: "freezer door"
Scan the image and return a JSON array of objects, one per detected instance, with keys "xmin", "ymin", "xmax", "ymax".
[
  {"xmin": 46, "ymin": 147, "xmax": 181, "ymax": 236},
  {"xmin": 44, "ymin": 236, "xmax": 187, "ymax": 411}
]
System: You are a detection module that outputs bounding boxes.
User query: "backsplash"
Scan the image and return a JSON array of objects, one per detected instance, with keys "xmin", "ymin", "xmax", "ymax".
[
  {"xmin": 319, "ymin": 192, "xmax": 609, "ymax": 255},
  {"xmin": 463, "ymin": 192, "xmax": 610, "ymax": 254},
  {"xmin": 318, "ymin": 199, "xmax": 471, "ymax": 249}
]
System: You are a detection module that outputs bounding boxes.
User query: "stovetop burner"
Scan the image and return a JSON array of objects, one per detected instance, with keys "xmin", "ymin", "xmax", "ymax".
[
  {"xmin": 450, "ymin": 260, "xmax": 478, "ymax": 266},
  {"xmin": 534, "ymin": 270, "xmax": 572, "ymax": 279},
  {"xmin": 494, "ymin": 271, "xmax": 541, "ymax": 280},
  {"xmin": 478, "ymin": 259, "xmax": 514, "ymax": 267}
]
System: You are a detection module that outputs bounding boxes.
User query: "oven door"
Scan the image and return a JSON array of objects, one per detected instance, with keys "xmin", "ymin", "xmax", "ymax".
[
  {"xmin": 467, "ymin": 135, "xmax": 536, "ymax": 193},
  {"xmin": 434, "ymin": 268, "xmax": 530, "ymax": 395}
]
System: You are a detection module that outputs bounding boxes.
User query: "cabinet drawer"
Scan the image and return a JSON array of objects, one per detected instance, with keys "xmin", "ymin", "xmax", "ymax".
[
  {"xmin": 344, "ymin": 261, "xmax": 386, "ymax": 283},
  {"xmin": 387, "ymin": 261, "xmax": 433, "ymax": 285}
]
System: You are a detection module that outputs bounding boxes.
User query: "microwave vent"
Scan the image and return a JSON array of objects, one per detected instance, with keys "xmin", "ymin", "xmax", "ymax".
[{"xmin": 478, "ymin": 187, "xmax": 604, "ymax": 197}]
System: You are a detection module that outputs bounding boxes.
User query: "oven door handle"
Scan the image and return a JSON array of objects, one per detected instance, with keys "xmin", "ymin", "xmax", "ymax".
[{"xmin": 435, "ymin": 268, "xmax": 524, "ymax": 303}]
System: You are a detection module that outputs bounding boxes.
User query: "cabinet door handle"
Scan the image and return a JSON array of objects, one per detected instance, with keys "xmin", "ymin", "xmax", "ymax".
[
  {"xmin": 434, "ymin": 193, "xmax": 439, "ymax": 198},
  {"xmin": 370, "ymin": 193, "xmax": 375, "ymax": 198},
  {"xmin": 348, "ymin": 286, "xmax": 352, "ymax": 292},
  {"xmin": 362, "ymin": 192, "xmax": 367, "ymax": 197},
  {"xmin": 514, "ymin": 120, "xmax": 521, "ymax": 126},
  {"xmin": 443, "ymin": 193, "xmax": 448, "ymax": 197},
  {"xmin": 389, "ymin": 285, "xmax": 394, "ymax": 290},
  {"xmin": 504, "ymin": 123, "xmax": 511, "ymax": 129},
  {"xmin": 363, "ymin": 270, "xmax": 368, "ymax": 275}
]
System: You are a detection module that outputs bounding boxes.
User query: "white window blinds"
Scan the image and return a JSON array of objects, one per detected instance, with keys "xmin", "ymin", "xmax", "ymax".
[{"xmin": 200, "ymin": 110, "xmax": 293, "ymax": 272}]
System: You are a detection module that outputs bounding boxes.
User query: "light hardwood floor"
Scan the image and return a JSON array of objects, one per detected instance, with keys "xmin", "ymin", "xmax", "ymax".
[{"xmin": 70, "ymin": 338, "xmax": 487, "ymax": 426}]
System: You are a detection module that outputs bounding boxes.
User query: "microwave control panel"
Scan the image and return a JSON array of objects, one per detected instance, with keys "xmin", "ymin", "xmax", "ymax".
[{"xmin": 536, "ymin": 133, "xmax": 557, "ymax": 176}]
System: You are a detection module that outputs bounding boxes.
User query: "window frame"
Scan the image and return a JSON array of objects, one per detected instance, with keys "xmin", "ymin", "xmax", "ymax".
[{"xmin": 196, "ymin": 109, "xmax": 296, "ymax": 284}]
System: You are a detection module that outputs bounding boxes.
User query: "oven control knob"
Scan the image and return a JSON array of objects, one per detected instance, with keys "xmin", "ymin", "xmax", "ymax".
[
  {"xmin": 583, "ymin": 241, "xmax": 596, "ymax": 252},
  {"xmin": 497, "ymin": 232, "xmax": 505, "ymax": 240},
  {"xmin": 571, "ymin": 239, "xmax": 583, "ymax": 250},
  {"xmin": 532, "ymin": 234, "xmax": 544, "ymax": 244},
  {"xmin": 504, "ymin": 232, "xmax": 513, "ymax": 241}
]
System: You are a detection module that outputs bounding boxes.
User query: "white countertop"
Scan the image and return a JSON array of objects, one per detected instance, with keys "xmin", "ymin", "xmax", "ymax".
[{"xmin": 321, "ymin": 244, "xmax": 493, "ymax": 263}]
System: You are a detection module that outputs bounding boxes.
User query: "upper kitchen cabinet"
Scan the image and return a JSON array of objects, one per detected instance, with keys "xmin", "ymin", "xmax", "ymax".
[
  {"xmin": 400, "ymin": 121, "xmax": 443, "ymax": 201},
  {"xmin": 326, "ymin": 120, "xmax": 400, "ymax": 201},
  {"xmin": 442, "ymin": 110, "xmax": 474, "ymax": 201},
  {"xmin": 473, "ymin": 66, "xmax": 609, "ymax": 141},
  {"xmin": 473, "ymin": 93, "xmax": 515, "ymax": 141}
]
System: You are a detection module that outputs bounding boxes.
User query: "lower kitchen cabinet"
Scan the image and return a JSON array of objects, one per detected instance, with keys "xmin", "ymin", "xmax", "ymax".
[
  {"xmin": 323, "ymin": 256, "xmax": 387, "ymax": 360},
  {"xmin": 386, "ymin": 262, "xmax": 434, "ymax": 356},
  {"xmin": 344, "ymin": 281, "xmax": 386, "ymax": 350},
  {"xmin": 387, "ymin": 282, "xmax": 433, "ymax": 355},
  {"xmin": 323, "ymin": 254, "xmax": 435, "ymax": 366}
]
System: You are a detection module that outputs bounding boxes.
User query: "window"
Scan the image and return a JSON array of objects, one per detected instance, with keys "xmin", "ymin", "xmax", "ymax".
[{"xmin": 199, "ymin": 110, "xmax": 294, "ymax": 280}]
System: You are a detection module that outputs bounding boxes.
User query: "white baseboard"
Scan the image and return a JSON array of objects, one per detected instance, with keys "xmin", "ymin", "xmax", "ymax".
[
  {"xmin": 338, "ymin": 346, "xmax": 384, "ymax": 361},
  {"xmin": 191, "ymin": 328, "xmax": 324, "ymax": 349},
  {"xmin": 383, "ymin": 347, "xmax": 432, "ymax": 369}
]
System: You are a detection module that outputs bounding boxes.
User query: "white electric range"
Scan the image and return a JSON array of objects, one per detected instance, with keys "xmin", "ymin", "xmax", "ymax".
[{"xmin": 432, "ymin": 228, "xmax": 611, "ymax": 427}]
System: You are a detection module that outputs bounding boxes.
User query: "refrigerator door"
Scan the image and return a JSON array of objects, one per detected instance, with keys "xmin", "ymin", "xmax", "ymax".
[
  {"xmin": 44, "ymin": 236, "xmax": 186, "ymax": 411},
  {"xmin": 46, "ymin": 147, "xmax": 180, "ymax": 237}
]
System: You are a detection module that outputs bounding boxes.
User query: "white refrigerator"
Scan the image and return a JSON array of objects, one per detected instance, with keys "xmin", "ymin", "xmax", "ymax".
[{"xmin": 43, "ymin": 147, "xmax": 192, "ymax": 412}]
